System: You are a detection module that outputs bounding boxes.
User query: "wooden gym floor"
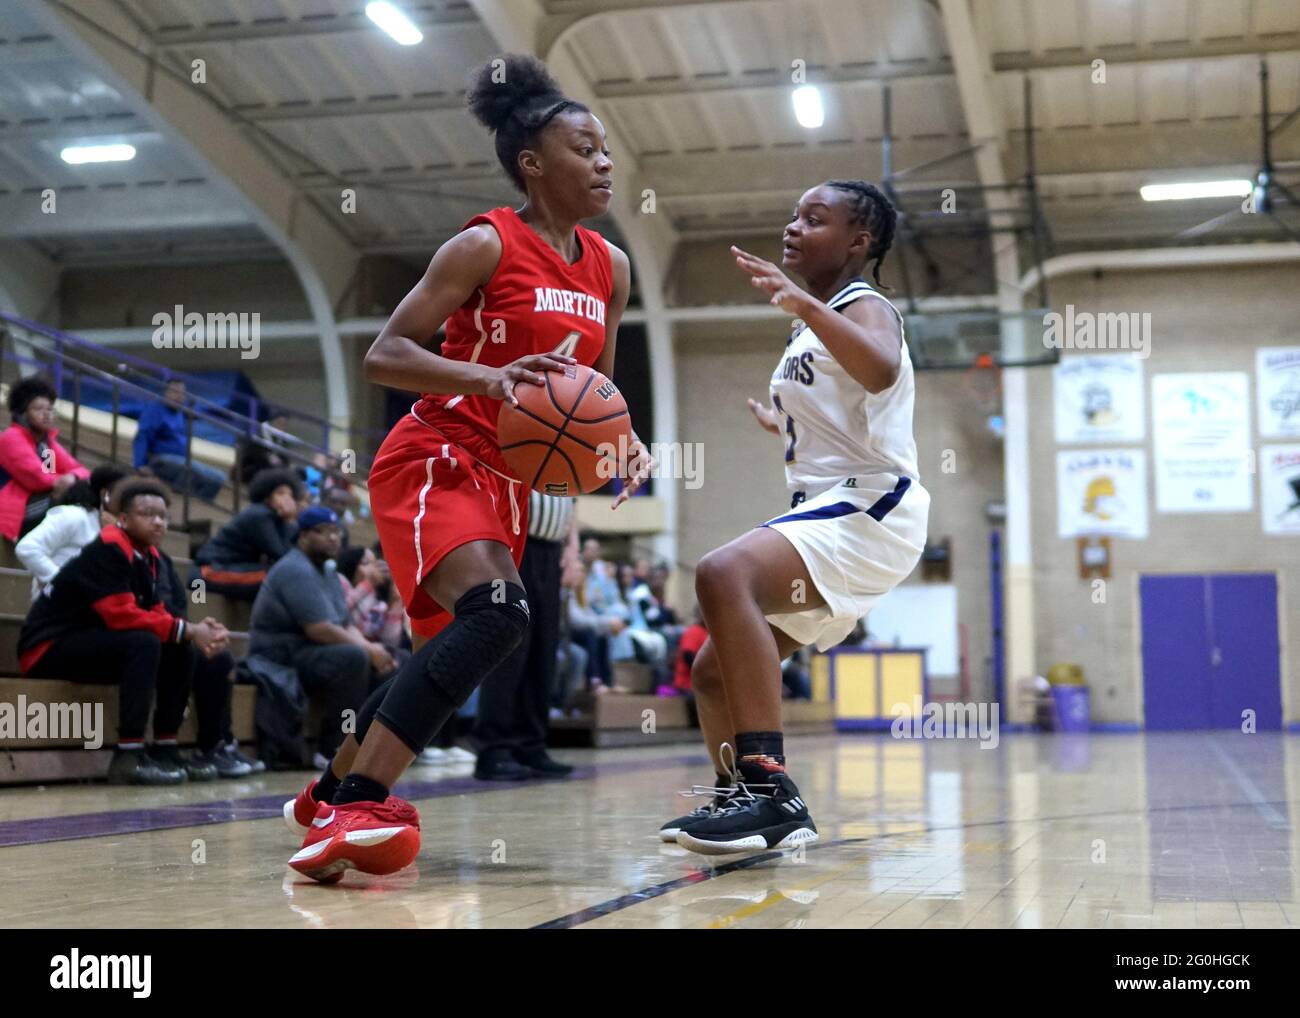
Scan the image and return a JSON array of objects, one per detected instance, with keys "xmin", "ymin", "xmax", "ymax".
[{"xmin": 1, "ymin": 732, "xmax": 1298, "ymax": 929}]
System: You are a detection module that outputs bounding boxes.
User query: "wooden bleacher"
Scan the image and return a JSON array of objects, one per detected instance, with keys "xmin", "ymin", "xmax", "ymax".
[{"xmin": 0, "ymin": 545, "xmax": 257, "ymax": 785}]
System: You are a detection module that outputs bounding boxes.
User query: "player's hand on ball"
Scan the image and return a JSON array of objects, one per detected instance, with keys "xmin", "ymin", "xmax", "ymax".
[
  {"xmin": 612, "ymin": 437, "xmax": 655, "ymax": 510},
  {"xmin": 747, "ymin": 398, "xmax": 782, "ymax": 435},
  {"xmin": 488, "ymin": 353, "xmax": 576, "ymax": 405},
  {"xmin": 731, "ymin": 245, "xmax": 809, "ymax": 315}
]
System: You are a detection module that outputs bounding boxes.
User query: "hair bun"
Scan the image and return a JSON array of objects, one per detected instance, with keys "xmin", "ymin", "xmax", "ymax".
[{"xmin": 467, "ymin": 54, "xmax": 565, "ymax": 133}]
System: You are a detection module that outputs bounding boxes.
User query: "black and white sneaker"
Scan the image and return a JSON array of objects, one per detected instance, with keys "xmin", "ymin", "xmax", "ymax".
[
  {"xmin": 150, "ymin": 744, "xmax": 217, "ymax": 782},
  {"xmin": 193, "ymin": 741, "xmax": 259, "ymax": 778},
  {"xmin": 659, "ymin": 783, "xmax": 738, "ymax": 842},
  {"xmin": 223, "ymin": 740, "xmax": 266, "ymax": 775},
  {"xmin": 675, "ymin": 771, "xmax": 819, "ymax": 855},
  {"xmin": 106, "ymin": 748, "xmax": 186, "ymax": 786}
]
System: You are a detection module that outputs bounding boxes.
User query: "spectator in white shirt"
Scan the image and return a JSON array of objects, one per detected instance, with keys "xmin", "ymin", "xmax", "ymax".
[{"xmin": 16, "ymin": 462, "xmax": 131, "ymax": 599}]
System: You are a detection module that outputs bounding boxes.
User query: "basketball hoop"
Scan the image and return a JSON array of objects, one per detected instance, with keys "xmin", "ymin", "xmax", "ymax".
[{"xmin": 962, "ymin": 353, "xmax": 1003, "ymax": 412}]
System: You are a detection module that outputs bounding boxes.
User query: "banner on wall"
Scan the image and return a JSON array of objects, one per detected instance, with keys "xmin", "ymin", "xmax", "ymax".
[
  {"xmin": 1056, "ymin": 449, "xmax": 1148, "ymax": 538},
  {"xmin": 1053, "ymin": 354, "xmax": 1145, "ymax": 443},
  {"xmin": 1261, "ymin": 444, "xmax": 1300, "ymax": 535},
  {"xmin": 1256, "ymin": 347, "xmax": 1300, "ymax": 438},
  {"xmin": 1152, "ymin": 372, "xmax": 1252, "ymax": 513}
]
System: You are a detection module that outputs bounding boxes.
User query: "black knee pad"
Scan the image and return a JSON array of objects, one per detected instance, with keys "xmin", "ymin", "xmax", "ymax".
[
  {"xmin": 433, "ymin": 581, "xmax": 530, "ymax": 703},
  {"xmin": 375, "ymin": 581, "xmax": 530, "ymax": 753}
]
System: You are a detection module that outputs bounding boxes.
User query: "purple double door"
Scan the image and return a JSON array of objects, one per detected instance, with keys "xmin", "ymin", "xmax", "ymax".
[{"xmin": 1139, "ymin": 573, "xmax": 1283, "ymax": 730}]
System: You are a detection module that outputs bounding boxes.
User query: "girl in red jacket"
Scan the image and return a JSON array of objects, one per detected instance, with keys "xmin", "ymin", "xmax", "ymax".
[{"xmin": 0, "ymin": 376, "xmax": 89, "ymax": 542}]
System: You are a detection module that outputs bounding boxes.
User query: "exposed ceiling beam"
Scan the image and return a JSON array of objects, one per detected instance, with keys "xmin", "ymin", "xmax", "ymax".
[
  {"xmin": 295, "ymin": 165, "xmax": 505, "ymax": 188},
  {"xmin": 149, "ymin": 6, "xmax": 479, "ymax": 47},
  {"xmin": 0, "ymin": 36, "xmax": 65, "ymax": 65},
  {"xmin": 0, "ymin": 114, "xmax": 146, "ymax": 143},
  {"xmin": 992, "ymin": 35, "xmax": 1300, "ymax": 71},
  {"xmin": 0, "ymin": 181, "xmax": 251, "ymax": 238},
  {"xmin": 587, "ymin": 48, "xmax": 1300, "ymax": 103},
  {"xmin": 34, "ymin": 241, "xmax": 283, "ymax": 269},
  {"xmin": 541, "ymin": 0, "xmax": 757, "ymax": 14},
  {"xmin": 593, "ymin": 61, "xmax": 954, "ymax": 99},
  {"xmin": 238, "ymin": 93, "xmax": 467, "ymax": 123}
]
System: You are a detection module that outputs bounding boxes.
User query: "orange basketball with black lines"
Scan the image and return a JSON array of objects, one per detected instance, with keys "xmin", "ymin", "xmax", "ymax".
[{"xmin": 497, "ymin": 364, "xmax": 632, "ymax": 495}]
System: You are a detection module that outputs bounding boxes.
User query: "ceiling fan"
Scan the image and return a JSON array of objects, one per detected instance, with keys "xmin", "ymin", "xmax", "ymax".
[{"xmin": 1174, "ymin": 59, "xmax": 1300, "ymax": 243}]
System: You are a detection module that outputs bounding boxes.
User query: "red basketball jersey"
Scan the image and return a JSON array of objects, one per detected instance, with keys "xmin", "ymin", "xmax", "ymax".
[{"xmin": 416, "ymin": 206, "xmax": 614, "ymax": 476}]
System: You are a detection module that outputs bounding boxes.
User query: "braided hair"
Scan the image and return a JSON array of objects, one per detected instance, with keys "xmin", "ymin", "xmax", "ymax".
[
  {"xmin": 467, "ymin": 55, "xmax": 590, "ymax": 192},
  {"xmin": 825, "ymin": 180, "xmax": 897, "ymax": 289}
]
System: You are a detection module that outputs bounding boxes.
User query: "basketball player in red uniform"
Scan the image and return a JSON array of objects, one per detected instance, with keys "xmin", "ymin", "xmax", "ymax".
[{"xmin": 285, "ymin": 55, "xmax": 650, "ymax": 881}]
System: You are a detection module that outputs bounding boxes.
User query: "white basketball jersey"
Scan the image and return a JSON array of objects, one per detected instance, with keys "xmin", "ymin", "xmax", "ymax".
[{"xmin": 768, "ymin": 278, "xmax": 919, "ymax": 495}]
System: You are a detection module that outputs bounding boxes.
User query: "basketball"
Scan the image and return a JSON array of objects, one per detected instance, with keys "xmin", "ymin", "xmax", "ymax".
[{"xmin": 496, "ymin": 363, "xmax": 633, "ymax": 495}]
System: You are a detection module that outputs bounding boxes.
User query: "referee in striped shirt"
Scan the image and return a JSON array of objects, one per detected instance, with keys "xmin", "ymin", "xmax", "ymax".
[{"xmin": 474, "ymin": 490, "xmax": 577, "ymax": 780}]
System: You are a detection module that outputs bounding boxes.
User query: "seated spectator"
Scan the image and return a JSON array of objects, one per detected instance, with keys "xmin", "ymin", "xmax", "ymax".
[
  {"xmin": 234, "ymin": 413, "xmax": 293, "ymax": 488},
  {"xmin": 321, "ymin": 485, "xmax": 356, "ymax": 549},
  {"xmin": 152, "ymin": 539, "xmax": 264, "ymax": 777},
  {"xmin": 551, "ymin": 555, "xmax": 592, "ymax": 712},
  {"xmin": 0, "ymin": 376, "xmax": 90, "ymax": 542},
  {"xmin": 134, "ymin": 379, "xmax": 226, "ymax": 501},
  {"xmin": 16, "ymin": 462, "xmax": 130, "ymax": 599},
  {"xmin": 194, "ymin": 468, "xmax": 302, "ymax": 600},
  {"xmin": 249, "ymin": 506, "xmax": 395, "ymax": 764},
  {"xmin": 644, "ymin": 561, "xmax": 681, "ymax": 633},
  {"xmin": 336, "ymin": 545, "xmax": 406, "ymax": 655},
  {"xmin": 17, "ymin": 479, "xmax": 230, "ymax": 785},
  {"xmin": 616, "ymin": 561, "xmax": 668, "ymax": 667},
  {"xmin": 566, "ymin": 559, "xmax": 625, "ymax": 691},
  {"xmin": 580, "ymin": 537, "xmax": 635, "ymax": 662},
  {"xmin": 302, "ymin": 452, "xmax": 356, "ymax": 507}
]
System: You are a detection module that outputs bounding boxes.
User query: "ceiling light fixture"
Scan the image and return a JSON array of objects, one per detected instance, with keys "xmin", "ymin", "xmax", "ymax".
[
  {"xmin": 792, "ymin": 85, "xmax": 824, "ymax": 129},
  {"xmin": 1139, "ymin": 180, "xmax": 1252, "ymax": 202}
]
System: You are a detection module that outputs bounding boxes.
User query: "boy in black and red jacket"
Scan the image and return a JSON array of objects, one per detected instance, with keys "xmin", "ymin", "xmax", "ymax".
[{"xmin": 18, "ymin": 479, "xmax": 230, "ymax": 785}]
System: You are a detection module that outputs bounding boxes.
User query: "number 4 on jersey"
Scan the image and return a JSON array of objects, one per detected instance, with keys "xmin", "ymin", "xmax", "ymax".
[{"xmin": 553, "ymin": 331, "xmax": 581, "ymax": 357}]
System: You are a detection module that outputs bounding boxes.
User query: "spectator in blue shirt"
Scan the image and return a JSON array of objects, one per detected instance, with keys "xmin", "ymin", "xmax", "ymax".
[{"xmin": 134, "ymin": 379, "xmax": 226, "ymax": 501}]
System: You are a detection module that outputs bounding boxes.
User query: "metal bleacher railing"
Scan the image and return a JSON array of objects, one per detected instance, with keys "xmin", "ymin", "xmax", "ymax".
[{"xmin": 0, "ymin": 311, "xmax": 377, "ymax": 530}]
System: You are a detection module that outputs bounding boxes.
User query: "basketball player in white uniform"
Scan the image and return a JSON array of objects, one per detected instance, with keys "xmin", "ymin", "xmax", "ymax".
[{"xmin": 662, "ymin": 180, "xmax": 930, "ymax": 854}]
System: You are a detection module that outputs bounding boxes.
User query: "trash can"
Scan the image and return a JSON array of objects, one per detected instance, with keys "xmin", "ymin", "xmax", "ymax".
[
  {"xmin": 1050, "ymin": 685, "xmax": 1090, "ymax": 733},
  {"xmin": 1047, "ymin": 662, "xmax": 1089, "ymax": 732}
]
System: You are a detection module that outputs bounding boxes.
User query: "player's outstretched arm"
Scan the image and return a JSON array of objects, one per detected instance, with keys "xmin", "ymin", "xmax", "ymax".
[
  {"xmin": 364, "ymin": 225, "xmax": 572, "ymax": 398},
  {"xmin": 731, "ymin": 245, "xmax": 901, "ymax": 394}
]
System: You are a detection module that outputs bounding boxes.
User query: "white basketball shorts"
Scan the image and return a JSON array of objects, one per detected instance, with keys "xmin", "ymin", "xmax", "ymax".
[{"xmin": 761, "ymin": 473, "xmax": 929, "ymax": 651}]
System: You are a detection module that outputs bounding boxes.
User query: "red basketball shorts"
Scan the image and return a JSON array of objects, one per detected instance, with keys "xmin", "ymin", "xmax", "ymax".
[{"xmin": 368, "ymin": 412, "xmax": 526, "ymax": 639}]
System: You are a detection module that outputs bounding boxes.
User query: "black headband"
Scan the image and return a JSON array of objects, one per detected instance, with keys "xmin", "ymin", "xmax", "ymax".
[{"xmin": 517, "ymin": 97, "xmax": 576, "ymax": 131}]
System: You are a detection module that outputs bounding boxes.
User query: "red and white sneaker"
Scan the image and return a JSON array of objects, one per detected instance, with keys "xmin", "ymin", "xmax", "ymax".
[
  {"xmin": 283, "ymin": 780, "xmax": 321, "ymax": 836},
  {"xmin": 287, "ymin": 798, "xmax": 422, "ymax": 883}
]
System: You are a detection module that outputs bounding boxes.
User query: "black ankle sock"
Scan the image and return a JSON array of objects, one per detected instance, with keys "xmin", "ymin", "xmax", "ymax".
[
  {"xmin": 332, "ymin": 773, "xmax": 390, "ymax": 806},
  {"xmin": 316, "ymin": 766, "xmax": 342, "ymax": 804},
  {"xmin": 735, "ymin": 731, "xmax": 786, "ymax": 784},
  {"xmin": 735, "ymin": 731, "xmax": 785, "ymax": 763}
]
